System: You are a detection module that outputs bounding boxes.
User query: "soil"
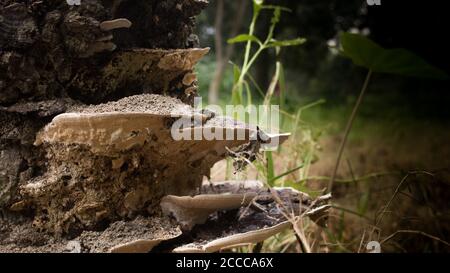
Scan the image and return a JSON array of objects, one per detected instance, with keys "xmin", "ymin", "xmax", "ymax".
[
  {"xmin": 209, "ymin": 123, "xmax": 450, "ymax": 252},
  {"xmin": 74, "ymin": 94, "xmax": 192, "ymax": 116},
  {"xmin": 0, "ymin": 214, "xmax": 180, "ymax": 253},
  {"xmin": 0, "ymin": 217, "xmax": 66, "ymax": 253},
  {"xmin": 77, "ymin": 216, "xmax": 181, "ymax": 253}
]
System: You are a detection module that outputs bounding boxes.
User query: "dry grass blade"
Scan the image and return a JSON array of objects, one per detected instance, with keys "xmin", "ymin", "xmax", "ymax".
[{"xmin": 380, "ymin": 230, "xmax": 450, "ymax": 248}]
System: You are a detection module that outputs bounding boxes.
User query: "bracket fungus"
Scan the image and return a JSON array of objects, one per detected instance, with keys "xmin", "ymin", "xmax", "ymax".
[
  {"xmin": 23, "ymin": 94, "xmax": 289, "ymax": 235},
  {"xmin": 99, "ymin": 18, "xmax": 132, "ymax": 31},
  {"xmin": 1, "ymin": 0, "xmax": 332, "ymax": 253},
  {"xmin": 162, "ymin": 181, "xmax": 331, "ymax": 253}
]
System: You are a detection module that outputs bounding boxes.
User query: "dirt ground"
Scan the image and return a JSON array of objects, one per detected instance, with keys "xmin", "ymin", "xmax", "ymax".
[
  {"xmin": 0, "ymin": 214, "xmax": 181, "ymax": 253},
  {"xmin": 209, "ymin": 119, "xmax": 450, "ymax": 252}
]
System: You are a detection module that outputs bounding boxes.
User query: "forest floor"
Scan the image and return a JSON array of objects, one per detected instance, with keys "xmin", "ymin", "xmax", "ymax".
[{"xmin": 210, "ymin": 103, "xmax": 450, "ymax": 252}]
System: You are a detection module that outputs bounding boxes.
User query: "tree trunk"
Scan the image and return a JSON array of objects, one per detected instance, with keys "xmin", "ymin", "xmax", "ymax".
[
  {"xmin": 0, "ymin": 1, "xmax": 331, "ymax": 253},
  {"xmin": 0, "ymin": 0, "xmax": 207, "ymax": 212}
]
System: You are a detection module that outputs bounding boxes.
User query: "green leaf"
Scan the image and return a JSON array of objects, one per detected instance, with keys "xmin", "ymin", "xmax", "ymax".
[
  {"xmin": 282, "ymin": 180, "xmax": 321, "ymax": 197},
  {"xmin": 266, "ymin": 151, "xmax": 274, "ymax": 186},
  {"xmin": 228, "ymin": 34, "xmax": 262, "ymax": 45},
  {"xmin": 282, "ymin": 180, "xmax": 303, "ymax": 191},
  {"xmin": 233, "ymin": 64, "xmax": 241, "ymax": 84},
  {"xmin": 339, "ymin": 32, "xmax": 448, "ymax": 79},
  {"xmin": 270, "ymin": 7, "xmax": 281, "ymax": 26},
  {"xmin": 232, "ymin": 64, "xmax": 243, "ymax": 106},
  {"xmin": 268, "ymin": 38, "xmax": 307, "ymax": 48},
  {"xmin": 243, "ymin": 81, "xmax": 253, "ymax": 106},
  {"xmin": 268, "ymin": 164, "xmax": 304, "ymax": 185},
  {"xmin": 261, "ymin": 5, "xmax": 291, "ymax": 12}
]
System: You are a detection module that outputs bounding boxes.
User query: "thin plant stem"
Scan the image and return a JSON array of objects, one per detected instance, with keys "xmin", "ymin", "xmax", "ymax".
[
  {"xmin": 380, "ymin": 230, "xmax": 450, "ymax": 248},
  {"xmin": 327, "ymin": 70, "xmax": 373, "ymax": 193},
  {"xmin": 298, "ymin": 171, "xmax": 400, "ymax": 184},
  {"xmin": 375, "ymin": 170, "xmax": 434, "ymax": 227},
  {"xmin": 243, "ymin": 11, "xmax": 258, "ymax": 75}
]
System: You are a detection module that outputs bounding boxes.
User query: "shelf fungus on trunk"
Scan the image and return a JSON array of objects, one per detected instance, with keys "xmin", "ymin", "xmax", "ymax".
[
  {"xmin": 1, "ymin": 0, "xmax": 333, "ymax": 253},
  {"xmin": 69, "ymin": 47, "xmax": 209, "ymax": 105},
  {"xmin": 160, "ymin": 181, "xmax": 332, "ymax": 253},
  {"xmin": 21, "ymin": 94, "xmax": 286, "ymax": 235},
  {"xmin": 1, "ymin": 0, "xmax": 210, "ymax": 215},
  {"xmin": 0, "ymin": 0, "xmax": 209, "ymax": 106}
]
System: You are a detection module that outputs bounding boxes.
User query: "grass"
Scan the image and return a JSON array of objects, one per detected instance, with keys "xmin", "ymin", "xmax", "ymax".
[{"xmin": 198, "ymin": 50, "xmax": 450, "ymax": 253}]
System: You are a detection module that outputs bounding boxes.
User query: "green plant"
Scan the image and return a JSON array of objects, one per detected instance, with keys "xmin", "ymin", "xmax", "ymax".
[
  {"xmin": 327, "ymin": 32, "xmax": 449, "ymax": 193},
  {"xmin": 221, "ymin": 1, "xmax": 330, "ymax": 253},
  {"xmin": 227, "ymin": 0, "xmax": 306, "ymax": 108},
  {"xmin": 227, "ymin": 0, "xmax": 318, "ymax": 186}
]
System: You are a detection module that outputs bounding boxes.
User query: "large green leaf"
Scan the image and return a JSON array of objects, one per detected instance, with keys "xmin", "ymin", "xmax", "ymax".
[{"xmin": 339, "ymin": 32, "xmax": 448, "ymax": 79}]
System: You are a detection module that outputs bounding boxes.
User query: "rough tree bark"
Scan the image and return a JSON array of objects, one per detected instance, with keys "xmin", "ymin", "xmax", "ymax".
[{"xmin": 0, "ymin": 0, "xmax": 208, "ymax": 211}]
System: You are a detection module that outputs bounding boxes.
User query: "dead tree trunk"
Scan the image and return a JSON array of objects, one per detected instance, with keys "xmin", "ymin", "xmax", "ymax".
[{"xmin": 0, "ymin": 0, "xmax": 208, "ymax": 210}]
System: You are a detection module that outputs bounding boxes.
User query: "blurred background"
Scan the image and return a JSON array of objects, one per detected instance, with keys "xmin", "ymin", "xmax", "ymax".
[{"xmin": 195, "ymin": 0, "xmax": 450, "ymax": 252}]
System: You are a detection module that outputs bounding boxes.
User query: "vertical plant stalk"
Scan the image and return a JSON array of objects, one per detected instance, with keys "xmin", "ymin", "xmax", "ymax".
[
  {"xmin": 231, "ymin": 7, "xmax": 260, "ymax": 106},
  {"xmin": 327, "ymin": 70, "xmax": 373, "ymax": 193},
  {"xmin": 242, "ymin": 6, "xmax": 259, "ymax": 76},
  {"xmin": 263, "ymin": 60, "xmax": 281, "ymax": 106}
]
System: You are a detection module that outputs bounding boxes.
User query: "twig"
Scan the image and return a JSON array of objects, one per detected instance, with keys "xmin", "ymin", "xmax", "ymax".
[
  {"xmin": 273, "ymin": 190, "xmax": 312, "ymax": 253},
  {"xmin": 299, "ymin": 171, "xmax": 400, "ymax": 184},
  {"xmin": 380, "ymin": 230, "xmax": 450, "ymax": 248},
  {"xmin": 268, "ymin": 164, "xmax": 304, "ymax": 185},
  {"xmin": 328, "ymin": 70, "xmax": 373, "ymax": 193},
  {"xmin": 292, "ymin": 220, "xmax": 312, "ymax": 253},
  {"xmin": 375, "ymin": 171, "xmax": 434, "ymax": 227},
  {"xmin": 331, "ymin": 205, "xmax": 372, "ymax": 220},
  {"xmin": 358, "ymin": 229, "xmax": 367, "ymax": 253}
]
